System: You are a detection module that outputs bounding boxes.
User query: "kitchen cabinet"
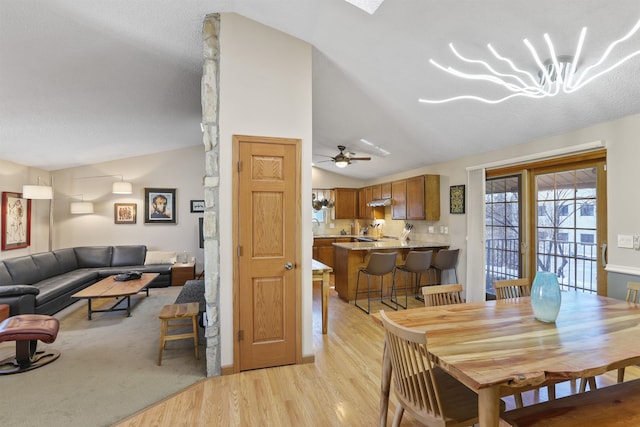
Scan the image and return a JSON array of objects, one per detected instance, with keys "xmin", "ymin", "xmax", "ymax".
[
  {"xmin": 333, "ymin": 188, "xmax": 358, "ymax": 219},
  {"xmin": 407, "ymin": 175, "xmax": 425, "ymax": 219},
  {"xmin": 312, "ymin": 237, "xmax": 352, "ymax": 268},
  {"xmin": 371, "ymin": 184, "xmax": 381, "ymax": 201},
  {"xmin": 391, "ymin": 180, "xmax": 407, "ymax": 219},
  {"xmin": 392, "ymin": 175, "xmax": 440, "ymax": 221},
  {"xmin": 359, "ymin": 187, "xmax": 373, "ymax": 219},
  {"xmin": 313, "ymin": 238, "xmax": 335, "ymax": 267},
  {"xmin": 358, "ymin": 186, "xmax": 385, "ymax": 220},
  {"xmin": 381, "ymin": 182, "xmax": 392, "ymax": 199},
  {"xmin": 424, "ymin": 174, "xmax": 440, "ymax": 221}
]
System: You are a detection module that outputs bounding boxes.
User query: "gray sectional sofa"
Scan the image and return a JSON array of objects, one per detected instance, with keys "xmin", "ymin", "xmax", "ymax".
[{"xmin": 0, "ymin": 245, "xmax": 172, "ymax": 316}]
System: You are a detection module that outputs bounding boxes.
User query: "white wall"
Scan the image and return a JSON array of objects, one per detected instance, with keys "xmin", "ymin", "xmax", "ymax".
[
  {"xmin": 219, "ymin": 14, "xmax": 313, "ymax": 366},
  {"xmin": 0, "ymin": 160, "xmax": 52, "ymax": 258},
  {"xmin": 51, "ymin": 146, "xmax": 206, "ymax": 268},
  {"xmin": 312, "ymin": 166, "xmax": 366, "ymax": 189}
]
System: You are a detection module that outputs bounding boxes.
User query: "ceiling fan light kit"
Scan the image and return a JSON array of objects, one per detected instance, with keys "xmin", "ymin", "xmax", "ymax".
[
  {"xmin": 420, "ymin": 17, "xmax": 640, "ymax": 104},
  {"xmin": 328, "ymin": 145, "xmax": 372, "ymax": 168}
]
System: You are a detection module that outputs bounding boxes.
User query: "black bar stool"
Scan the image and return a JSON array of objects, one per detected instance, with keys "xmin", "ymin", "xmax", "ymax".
[
  {"xmin": 394, "ymin": 250, "xmax": 433, "ymax": 307},
  {"xmin": 354, "ymin": 252, "xmax": 398, "ymax": 314},
  {"xmin": 433, "ymin": 249, "xmax": 459, "ymax": 285}
]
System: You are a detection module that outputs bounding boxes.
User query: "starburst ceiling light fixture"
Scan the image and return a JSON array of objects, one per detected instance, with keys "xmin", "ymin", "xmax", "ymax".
[
  {"xmin": 419, "ymin": 18, "xmax": 640, "ymax": 104},
  {"xmin": 343, "ymin": 0, "xmax": 385, "ymax": 15}
]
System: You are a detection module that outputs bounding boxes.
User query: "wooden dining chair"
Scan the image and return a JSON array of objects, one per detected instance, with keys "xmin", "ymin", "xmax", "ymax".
[
  {"xmin": 493, "ymin": 278, "xmax": 556, "ymax": 407},
  {"xmin": 421, "ymin": 284, "xmax": 464, "ymax": 307},
  {"xmin": 580, "ymin": 281, "xmax": 640, "ymax": 391},
  {"xmin": 493, "ymin": 278, "xmax": 531, "ymax": 299},
  {"xmin": 380, "ymin": 310, "xmax": 492, "ymax": 427}
]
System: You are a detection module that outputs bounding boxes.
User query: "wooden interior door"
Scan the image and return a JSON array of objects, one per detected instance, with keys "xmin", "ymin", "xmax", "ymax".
[{"xmin": 234, "ymin": 135, "xmax": 301, "ymax": 371}]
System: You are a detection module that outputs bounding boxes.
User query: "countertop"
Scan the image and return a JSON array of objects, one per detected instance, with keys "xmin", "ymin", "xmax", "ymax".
[{"xmin": 332, "ymin": 239, "xmax": 447, "ymax": 251}]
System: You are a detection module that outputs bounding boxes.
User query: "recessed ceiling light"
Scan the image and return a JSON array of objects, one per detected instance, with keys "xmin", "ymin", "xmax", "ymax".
[{"xmin": 359, "ymin": 139, "xmax": 391, "ymax": 157}]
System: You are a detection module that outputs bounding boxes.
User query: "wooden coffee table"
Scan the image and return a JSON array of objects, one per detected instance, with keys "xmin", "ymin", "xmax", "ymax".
[{"xmin": 72, "ymin": 273, "xmax": 159, "ymax": 320}]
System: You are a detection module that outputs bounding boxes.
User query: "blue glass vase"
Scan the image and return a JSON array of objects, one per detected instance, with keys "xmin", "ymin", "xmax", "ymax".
[{"xmin": 531, "ymin": 272, "xmax": 561, "ymax": 323}]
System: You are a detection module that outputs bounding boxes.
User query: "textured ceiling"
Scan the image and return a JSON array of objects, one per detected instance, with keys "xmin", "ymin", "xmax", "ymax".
[{"xmin": 2, "ymin": 0, "xmax": 640, "ymax": 179}]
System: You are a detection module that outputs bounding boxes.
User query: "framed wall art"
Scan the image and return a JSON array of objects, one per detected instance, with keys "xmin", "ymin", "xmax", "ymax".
[
  {"xmin": 144, "ymin": 188, "xmax": 176, "ymax": 224},
  {"xmin": 190, "ymin": 200, "xmax": 205, "ymax": 213},
  {"xmin": 450, "ymin": 185, "xmax": 465, "ymax": 214},
  {"xmin": 2, "ymin": 191, "xmax": 31, "ymax": 250},
  {"xmin": 114, "ymin": 203, "xmax": 137, "ymax": 224}
]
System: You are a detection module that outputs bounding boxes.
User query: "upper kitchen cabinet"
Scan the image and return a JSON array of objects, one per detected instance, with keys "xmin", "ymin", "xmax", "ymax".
[
  {"xmin": 392, "ymin": 175, "xmax": 440, "ymax": 221},
  {"xmin": 359, "ymin": 185, "xmax": 385, "ymax": 220},
  {"xmin": 391, "ymin": 180, "xmax": 407, "ymax": 220},
  {"xmin": 423, "ymin": 174, "xmax": 440, "ymax": 221},
  {"xmin": 380, "ymin": 182, "xmax": 392, "ymax": 199},
  {"xmin": 333, "ymin": 188, "xmax": 358, "ymax": 219},
  {"xmin": 358, "ymin": 187, "xmax": 368, "ymax": 219}
]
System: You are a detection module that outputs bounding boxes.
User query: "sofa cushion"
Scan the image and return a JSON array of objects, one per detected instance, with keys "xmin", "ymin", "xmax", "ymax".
[
  {"xmin": 32, "ymin": 252, "xmax": 62, "ymax": 279},
  {"xmin": 53, "ymin": 248, "xmax": 79, "ymax": 273},
  {"xmin": 111, "ymin": 245, "xmax": 146, "ymax": 267},
  {"xmin": 3, "ymin": 256, "xmax": 42, "ymax": 285},
  {"xmin": 0, "ymin": 263, "xmax": 16, "ymax": 286},
  {"xmin": 144, "ymin": 251, "xmax": 176, "ymax": 265},
  {"xmin": 74, "ymin": 246, "xmax": 112, "ymax": 268},
  {"xmin": 34, "ymin": 269, "xmax": 98, "ymax": 305}
]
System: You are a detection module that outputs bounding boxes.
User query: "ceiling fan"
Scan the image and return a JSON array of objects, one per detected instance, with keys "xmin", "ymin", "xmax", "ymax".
[{"xmin": 322, "ymin": 145, "xmax": 371, "ymax": 168}]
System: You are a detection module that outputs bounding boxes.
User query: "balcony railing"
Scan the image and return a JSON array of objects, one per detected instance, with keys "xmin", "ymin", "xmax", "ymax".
[{"xmin": 486, "ymin": 238, "xmax": 598, "ymax": 295}]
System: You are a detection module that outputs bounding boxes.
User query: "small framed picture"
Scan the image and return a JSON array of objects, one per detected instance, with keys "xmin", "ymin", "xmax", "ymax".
[
  {"xmin": 450, "ymin": 185, "xmax": 465, "ymax": 214},
  {"xmin": 2, "ymin": 192, "xmax": 31, "ymax": 250},
  {"xmin": 190, "ymin": 200, "xmax": 205, "ymax": 213},
  {"xmin": 145, "ymin": 188, "xmax": 176, "ymax": 224},
  {"xmin": 114, "ymin": 203, "xmax": 137, "ymax": 224}
]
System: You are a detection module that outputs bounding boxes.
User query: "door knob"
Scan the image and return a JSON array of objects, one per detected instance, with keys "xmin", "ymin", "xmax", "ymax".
[{"xmin": 284, "ymin": 262, "xmax": 293, "ymax": 270}]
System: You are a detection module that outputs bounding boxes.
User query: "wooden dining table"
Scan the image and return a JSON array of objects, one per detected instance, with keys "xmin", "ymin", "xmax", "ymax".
[
  {"xmin": 312, "ymin": 259, "xmax": 332, "ymax": 334},
  {"xmin": 372, "ymin": 292, "xmax": 640, "ymax": 427}
]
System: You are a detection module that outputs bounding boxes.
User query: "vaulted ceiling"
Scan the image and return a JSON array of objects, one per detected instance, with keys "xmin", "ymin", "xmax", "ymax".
[{"xmin": 2, "ymin": 1, "xmax": 640, "ymax": 179}]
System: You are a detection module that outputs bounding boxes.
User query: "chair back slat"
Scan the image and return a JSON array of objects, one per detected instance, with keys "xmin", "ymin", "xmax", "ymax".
[
  {"xmin": 494, "ymin": 278, "xmax": 531, "ymax": 300},
  {"xmin": 626, "ymin": 281, "xmax": 640, "ymax": 304},
  {"xmin": 422, "ymin": 284, "xmax": 464, "ymax": 307},
  {"xmin": 381, "ymin": 311, "xmax": 445, "ymax": 421}
]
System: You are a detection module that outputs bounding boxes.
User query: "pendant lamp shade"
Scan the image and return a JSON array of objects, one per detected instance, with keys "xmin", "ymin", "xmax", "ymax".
[
  {"xmin": 112, "ymin": 181, "xmax": 133, "ymax": 194},
  {"xmin": 22, "ymin": 184, "xmax": 53, "ymax": 200},
  {"xmin": 70, "ymin": 201, "xmax": 94, "ymax": 214}
]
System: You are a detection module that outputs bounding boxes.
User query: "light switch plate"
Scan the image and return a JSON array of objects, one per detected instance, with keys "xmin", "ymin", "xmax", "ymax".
[
  {"xmin": 618, "ymin": 234, "xmax": 634, "ymax": 248},
  {"xmin": 634, "ymin": 235, "xmax": 640, "ymax": 250}
]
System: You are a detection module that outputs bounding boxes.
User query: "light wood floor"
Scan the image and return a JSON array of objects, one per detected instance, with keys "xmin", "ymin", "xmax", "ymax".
[{"xmin": 114, "ymin": 278, "xmax": 639, "ymax": 426}]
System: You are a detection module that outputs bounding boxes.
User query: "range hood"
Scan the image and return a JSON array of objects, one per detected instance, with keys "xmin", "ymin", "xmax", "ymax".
[{"xmin": 367, "ymin": 198, "xmax": 391, "ymax": 207}]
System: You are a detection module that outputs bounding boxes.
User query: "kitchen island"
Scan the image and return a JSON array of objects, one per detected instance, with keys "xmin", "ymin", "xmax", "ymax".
[{"xmin": 333, "ymin": 239, "xmax": 448, "ymax": 302}]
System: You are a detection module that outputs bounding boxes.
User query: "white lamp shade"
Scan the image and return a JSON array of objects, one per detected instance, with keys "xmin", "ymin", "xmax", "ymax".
[
  {"xmin": 22, "ymin": 185, "xmax": 53, "ymax": 199},
  {"xmin": 112, "ymin": 181, "xmax": 133, "ymax": 194},
  {"xmin": 335, "ymin": 160, "xmax": 349, "ymax": 168},
  {"xmin": 70, "ymin": 201, "xmax": 94, "ymax": 214}
]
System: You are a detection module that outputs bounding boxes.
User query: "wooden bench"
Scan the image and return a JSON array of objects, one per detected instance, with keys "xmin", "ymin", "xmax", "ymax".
[{"xmin": 500, "ymin": 378, "xmax": 640, "ymax": 426}]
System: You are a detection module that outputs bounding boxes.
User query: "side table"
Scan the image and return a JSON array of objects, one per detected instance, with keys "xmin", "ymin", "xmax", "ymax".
[
  {"xmin": 171, "ymin": 262, "xmax": 195, "ymax": 286},
  {"xmin": 0, "ymin": 304, "xmax": 9, "ymax": 322}
]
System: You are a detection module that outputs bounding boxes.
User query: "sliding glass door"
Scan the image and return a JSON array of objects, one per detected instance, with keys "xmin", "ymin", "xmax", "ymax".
[
  {"xmin": 532, "ymin": 161, "xmax": 607, "ymax": 294},
  {"xmin": 485, "ymin": 150, "xmax": 607, "ymax": 297},
  {"xmin": 485, "ymin": 175, "xmax": 522, "ymax": 295}
]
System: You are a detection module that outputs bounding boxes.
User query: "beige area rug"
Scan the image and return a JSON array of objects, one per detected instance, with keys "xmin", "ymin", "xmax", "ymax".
[{"xmin": 0, "ymin": 286, "xmax": 207, "ymax": 427}]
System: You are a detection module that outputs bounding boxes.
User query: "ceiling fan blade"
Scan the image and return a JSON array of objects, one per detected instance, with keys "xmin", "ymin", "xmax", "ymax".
[{"xmin": 350, "ymin": 157, "xmax": 371, "ymax": 161}]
